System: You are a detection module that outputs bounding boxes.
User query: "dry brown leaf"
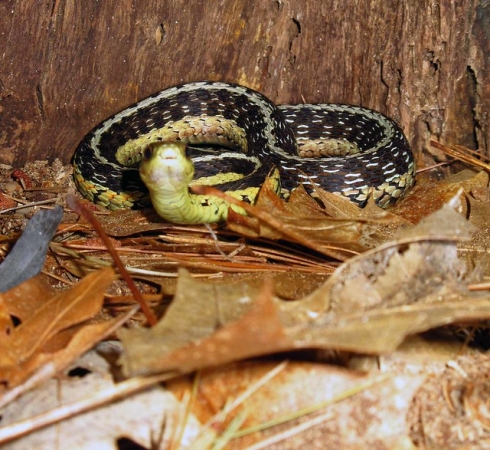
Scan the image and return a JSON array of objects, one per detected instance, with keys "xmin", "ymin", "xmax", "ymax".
[
  {"xmin": 0, "ymin": 311, "xmax": 135, "ymax": 410},
  {"xmin": 227, "ymin": 181, "xmax": 372, "ymax": 260},
  {"xmin": 227, "ymin": 178, "xmax": 422, "ymax": 259},
  {"xmin": 119, "ymin": 276, "xmax": 292, "ymax": 376},
  {"xmin": 392, "ymin": 169, "xmax": 489, "ymax": 223},
  {"xmin": 0, "ymin": 291, "xmax": 15, "ymax": 369},
  {"xmin": 286, "ymin": 198, "xmax": 488, "ymax": 353},
  {"xmin": 96, "ymin": 208, "xmax": 172, "ymax": 236},
  {"xmin": 0, "ymin": 267, "xmax": 116, "ymax": 389},
  {"xmin": 0, "ymin": 275, "xmax": 56, "ymax": 321},
  {"xmin": 14, "ymin": 316, "xmax": 130, "ymax": 387},
  {"xmin": 0, "ymin": 350, "xmax": 201, "ymax": 450},
  {"xmin": 316, "ymin": 192, "xmax": 416, "ymax": 248},
  {"xmin": 119, "ymin": 196, "xmax": 490, "ymax": 376},
  {"xmin": 0, "ymin": 277, "xmax": 59, "ymax": 372},
  {"xmin": 0, "ymin": 277, "xmax": 58, "ymax": 373},
  {"xmin": 10, "ymin": 267, "xmax": 115, "ymax": 361},
  {"xmin": 167, "ymin": 360, "xmax": 423, "ymax": 449},
  {"xmin": 459, "ymin": 183, "xmax": 490, "ymax": 277}
]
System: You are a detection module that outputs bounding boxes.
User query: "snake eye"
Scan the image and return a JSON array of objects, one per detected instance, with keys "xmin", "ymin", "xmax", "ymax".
[{"xmin": 143, "ymin": 146, "xmax": 152, "ymax": 160}]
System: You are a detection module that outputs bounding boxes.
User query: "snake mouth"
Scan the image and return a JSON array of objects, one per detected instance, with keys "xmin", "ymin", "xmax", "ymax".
[
  {"xmin": 158, "ymin": 147, "xmax": 179, "ymax": 160},
  {"xmin": 146, "ymin": 142, "xmax": 187, "ymax": 161}
]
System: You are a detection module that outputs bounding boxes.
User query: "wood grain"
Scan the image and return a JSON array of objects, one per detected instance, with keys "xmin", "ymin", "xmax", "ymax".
[{"xmin": 0, "ymin": 0, "xmax": 488, "ymax": 168}]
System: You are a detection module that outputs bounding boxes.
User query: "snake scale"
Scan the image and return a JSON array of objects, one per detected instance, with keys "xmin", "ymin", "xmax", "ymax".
[{"xmin": 73, "ymin": 81, "xmax": 415, "ymax": 224}]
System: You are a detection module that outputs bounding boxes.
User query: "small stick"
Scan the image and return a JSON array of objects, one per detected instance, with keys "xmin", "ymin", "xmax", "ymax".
[{"xmin": 66, "ymin": 194, "xmax": 157, "ymax": 326}]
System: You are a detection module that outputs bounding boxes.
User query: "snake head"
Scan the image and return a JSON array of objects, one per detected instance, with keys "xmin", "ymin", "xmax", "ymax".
[{"xmin": 139, "ymin": 141, "xmax": 195, "ymax": 192}]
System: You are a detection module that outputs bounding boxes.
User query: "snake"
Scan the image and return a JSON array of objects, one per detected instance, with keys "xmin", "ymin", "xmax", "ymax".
[{"xmin": 73, "ymin": 81, "xmax": 415, "ymax": 224}]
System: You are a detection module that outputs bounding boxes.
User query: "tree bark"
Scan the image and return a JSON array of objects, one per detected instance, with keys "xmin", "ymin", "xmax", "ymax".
[{"xmin": 0, "ymin": 0, "xmax": 488, "ymax": 168}]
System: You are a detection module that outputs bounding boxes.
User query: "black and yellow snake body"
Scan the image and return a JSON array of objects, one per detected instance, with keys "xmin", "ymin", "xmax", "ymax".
[{"xmin": 73, "ymin": 81, "xmax": 415, "ymax": 223}]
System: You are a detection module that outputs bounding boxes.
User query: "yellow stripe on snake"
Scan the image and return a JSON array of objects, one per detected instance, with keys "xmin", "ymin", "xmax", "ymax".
[{"xmin": 73, "ymin": 81, "xmax": 415, "ymax": 224}]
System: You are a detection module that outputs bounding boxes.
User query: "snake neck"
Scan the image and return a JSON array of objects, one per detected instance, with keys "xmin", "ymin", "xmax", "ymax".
[
  {"xmin": 139, "ymin": 141, "xmax": 233, "ymax": 224},
  {"xmin": 149, "ymin": 187, "xmax": 232, "ymax": 224}
]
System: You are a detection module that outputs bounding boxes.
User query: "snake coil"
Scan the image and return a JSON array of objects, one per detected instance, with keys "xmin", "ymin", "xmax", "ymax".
[{"xmin": 73, "ymin": 81, "xmax": 415, "ymax": 223}]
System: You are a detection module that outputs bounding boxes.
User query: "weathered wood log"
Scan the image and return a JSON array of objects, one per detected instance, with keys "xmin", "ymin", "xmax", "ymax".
[{"xmin": 0, "ymin": 0, "xmax": 488, "ymax": 169}]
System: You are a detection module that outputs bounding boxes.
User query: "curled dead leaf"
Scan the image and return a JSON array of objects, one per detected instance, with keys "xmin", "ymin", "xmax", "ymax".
[
  {"xmin": 120, "ymin": 195, "xmax": 490, "ymax": 376},
  {"xmin": 0, "ymin": 267, "xmax": 117, "ymax": 390}
]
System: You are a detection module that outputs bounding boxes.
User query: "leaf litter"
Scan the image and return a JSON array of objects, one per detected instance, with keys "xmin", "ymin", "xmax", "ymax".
[{"xmin": 1, "ymin": 153, "xmax": 490, "ymax": 448}]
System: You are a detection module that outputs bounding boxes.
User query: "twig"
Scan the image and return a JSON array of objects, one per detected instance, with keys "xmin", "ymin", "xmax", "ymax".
[
  {"xmin": 191, "ymin": 185, "xmax": 358, "ymax": 260},
  {"xmin": 430, "ymin": 141, "xmax": 490, "ymax": 171},
  {"xmin": 0, "ymin": 198, "xmax": 60, "ymax": 214},
  {"xmin": 66, "ymin": 194, "xmax": 157, "ymax": 326},
  {"xmin": 0, "ymin": 371, "xmax": 173, "ymax": 445}
]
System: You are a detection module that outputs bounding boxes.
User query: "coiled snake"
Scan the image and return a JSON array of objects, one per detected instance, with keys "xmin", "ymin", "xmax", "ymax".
[{"xmin": 73, "ymin": 81, "xmax": 415, "ymax": 224}]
